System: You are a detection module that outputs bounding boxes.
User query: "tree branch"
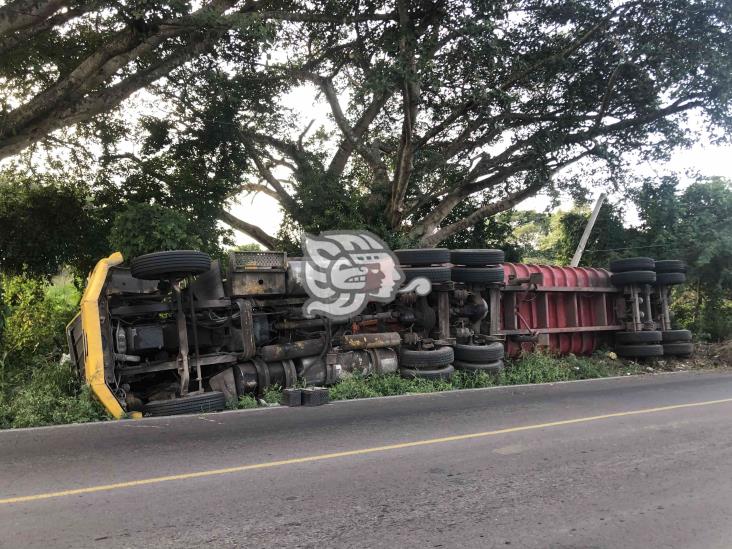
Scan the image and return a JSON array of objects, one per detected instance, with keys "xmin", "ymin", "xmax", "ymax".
[
  {"xmin": 0, "ymin": 3, "xmax": 89, "ymax": 56},
  {"xmin": 240, "ymin": 139, "xmax": 298, "ymax": 212},
  {"xmin": 218, "ymin": 210, "xmax": 279, "ymax": 250},
  {"xmin": 414, "ymin": 100, "xmax": 475, "ymax": 149},
  {"xmin": 389, "ymin": 0, "xmax": 419, "ymax": 227},
  {"xmin": 408, "ymin": 156, "xmax": 542, "ymax": 240},
  {"xmin": 293, "ymin": 69, "xmax": 389, "ymax": 182},
  {"xmin": 253, "ymin": 11, "xmax": 396, "ymax": 23},
  {"xmin": 240, "ymin": 182, "xmax": 281, "ymax": 201},
  {"xmin": 419, "ymin": 181, "xmax": 545, "ymax": 246},
  {"xmin": 0, "ymin": 36, "xmax": 217, "ymax": 160},
  {"xmin": 325, "ymin": 88, "xmax": 392, "ymax": 179},
  {"xmin": 0, "ymin": 0, "xmax": 68, "ymax": 37},
  {"xmin": 0, "ymin": 0, "xmax": 243, "ymax": 160},
  {"xmin": 497, "ymin": 3, "xmax": 634, "ymax": 93},
  {"xmin": 418, "ymin": 149, "xmax": 597, "ymax": 246}
]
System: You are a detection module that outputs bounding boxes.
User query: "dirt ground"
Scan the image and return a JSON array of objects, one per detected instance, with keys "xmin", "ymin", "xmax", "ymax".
[{"xmin": 645, "ymin": 341, "xmax": 732, "ymax": 373}]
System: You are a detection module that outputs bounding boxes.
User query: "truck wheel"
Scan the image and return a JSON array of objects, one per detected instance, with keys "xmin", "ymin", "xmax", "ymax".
[
  {"xmin": 614, "ymin": 331, "xmax": 662, "ymax": 344},
  {"xmin": 451, "ymin": 266, "xmax": 505, "ymax": 284},
  {"xmin": 131, "ymin": 250, "xmax": 211, "ymax": 280},
  {"xmin": 663, "ymin": 342, "xmax": 694, "ymax": 357},
  {"xmin": 399, "ymin": 346, "xmax": 454, "ymax": 368},
  {"xmin": 662, "ymin": 330, "xmax": 692, "ymax": 343},
  {"xmin": 610, "ymin": 270, "xmax": 656, "ymax": 286},
  {"xmin": 395, "ymin": 248, "xmax": 450, "ymax": 266},
  {"xmin": 614, "ymin": 344, "xmax": 664, "ymax": 358},
  {"xmin": 453, "ymin": 360, "xmax": 504, "ymax": 374},
  {"xmin": 450, "ymin": 249, "xmax": 505, "ymax": 266},
  {"xmin": 654, "ymin": 260, "xmax": 686, "ymax": 273},
  {"xmin": 402, "ymin": 266, "xmax": 451, "ymax": 283},
  {"xmin": 454, "ymin": 342, "xmax": 504, "ymax": 362},
  {"xmin": 144, "ymin": 391, "xmax": 226, "ymax": 416},
  {"xmin": 655, "ymin": 272, "xmax": 686, "ymax": 285},
  {"xmin": 609, "ymin": 257, "xmax": 655, "ymax": 272},
  {"xmin": 399, "ymin": 364, "xmax": 454, "ymax": 381}
]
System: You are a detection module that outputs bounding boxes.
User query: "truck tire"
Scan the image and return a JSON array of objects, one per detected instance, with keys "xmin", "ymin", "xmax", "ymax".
[
  {"xmin": 614, "ymin": 344, "xmax": 664, "ymax": 358},
  {"xmin": 399, "ymin": 346, "xmax": 454, "ymax": 368},
  {"xmin": 610, "ymin": 270, "xmax": 656, "ymax": 286},
  {"xmin": 654, "ymin": 260, "xmax": 686, "ymax": 273},
  {"xmin": 452, "ymin": 266, "xmax": 505, "ymax": 284},
  {"xmin": 395, "ymin": 248, "xmax": 450, "ymax": 266},
  {"xmin": 402, "ymin": 266, "xmax": 451, "ymax": 283},
  {"xmin": 144, "ymin": 391, "xmax": 226, "ymax": 416},
  {"xmin": 662, "ymin": 329, "xmax": 692, "ymax": 343},
  {"xmin": 131, "ymin": 250, "xmax": 211, "ymax": 280},
  {"xmin": 662, "ymin": 342, "xmax": 694, "ymax": 357},
  {"xmin": 399, "ymin": 364, "xmax": 454, "ymax": 381},
  {"xmin": 609, "ymin": 257, "xmax": 655, "ymax": 272},
  {"xmin": 614, "ymin": 331, "xmax": 662, "ymax": 344},
  {"xmin": 450, "ymin": 249, "xmax": 505, "ymax": 266},
  {"xmin": 655, "ymin": 272, "xmax": 686, "ymax": 285},
  {"xmin": 454, "ymin": 342, "xmax": 504, "ymax": 362},
  {"xmin": 453, "ymin": 360, "xmax": 504, "ymax": 374}
]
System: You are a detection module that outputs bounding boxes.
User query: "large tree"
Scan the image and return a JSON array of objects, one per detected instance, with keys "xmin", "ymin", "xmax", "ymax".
[
  {"xmin": 0, "ymin": 0, "xmax": 393, "ymax": 159},
  {"xmin": 1, "ymin": 0, "xmax": 731, "ymax": 249},
  {"xmin": 136, "ymin": 0, "xmax": 732, "ymax": 247}
]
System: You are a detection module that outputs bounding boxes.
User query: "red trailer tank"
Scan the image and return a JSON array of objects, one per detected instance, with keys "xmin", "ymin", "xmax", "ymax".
[{"xmin": 489, "ymin": 263, "xmax": 623, "ymax": 357}]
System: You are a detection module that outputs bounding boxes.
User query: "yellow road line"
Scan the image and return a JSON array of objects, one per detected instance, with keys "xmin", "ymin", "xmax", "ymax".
[{"xmin": 3, "ymin": 396, "xmax": 732, "ymax": 505}]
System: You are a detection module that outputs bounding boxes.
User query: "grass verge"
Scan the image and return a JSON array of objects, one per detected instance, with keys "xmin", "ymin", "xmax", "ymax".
[
  {"xmin": 241, "ymin": 351, "xmax": 648, "ymax": 409},
  {"xmin": 0, "ymin": 350, "xmax": 706, "ymax": 425}
]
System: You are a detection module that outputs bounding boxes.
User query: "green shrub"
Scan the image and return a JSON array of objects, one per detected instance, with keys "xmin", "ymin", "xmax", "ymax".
[
  {"xmin": 109, "ymin": 203, "xmax": 204, "ymax": 259},
  {"xmin": 238, "ymin": 395, "xmax": 259, "ymax": 409},
  {"xmin": 261, "ymin": 384, "xmax": 283, "ymax": 405},
  {"xmin": 0, "ymin": 274, "xmax": 102, "ymax": 429},
  {"xmin": 0, "ymin": 274, "xmax": 78, "ymax": 374},
  {"xmin": 3, "ymin": 359, "xmax": 107, "ymax": 428}
]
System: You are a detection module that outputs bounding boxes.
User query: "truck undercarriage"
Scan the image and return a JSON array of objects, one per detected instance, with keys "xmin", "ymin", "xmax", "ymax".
[{"xmin": 66, "ymin": 249, "xmax": 691, "ymax": 417}]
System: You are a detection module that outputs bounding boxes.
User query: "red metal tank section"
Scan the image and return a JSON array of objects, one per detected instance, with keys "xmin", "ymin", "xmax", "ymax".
[{"xmin": 497, "ymin": 263, "xmax": 622, "ymax": 357}]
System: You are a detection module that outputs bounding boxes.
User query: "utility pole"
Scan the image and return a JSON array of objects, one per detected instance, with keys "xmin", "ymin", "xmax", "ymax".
[{"xmin": 570, "ymin": 193, "xmax": 606, "ymax": 267}]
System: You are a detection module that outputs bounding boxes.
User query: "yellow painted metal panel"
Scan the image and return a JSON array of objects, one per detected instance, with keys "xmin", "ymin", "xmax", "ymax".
[{"xmin": 80, "ymin": 252, "xmax": 125, "ymax": 419}]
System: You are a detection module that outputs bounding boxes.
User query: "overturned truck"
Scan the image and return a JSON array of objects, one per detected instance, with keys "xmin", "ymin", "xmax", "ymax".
[{"xmin": 66, "ymin": 248, "xmax": 691, "ymax": 418}]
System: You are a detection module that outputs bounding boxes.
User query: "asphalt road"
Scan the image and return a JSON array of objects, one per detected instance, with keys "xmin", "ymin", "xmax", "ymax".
[{"xmin": 3, "ymin": 371, "xmax": 732, "ymax": 548}]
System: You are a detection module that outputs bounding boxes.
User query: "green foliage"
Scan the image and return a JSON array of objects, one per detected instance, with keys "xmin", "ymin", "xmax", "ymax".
[
  {"xmin": 500, "ymin": 352, "xmax": 611, "ymax": 385},
  {"xmin": 450, "ymin": 369, "xmax": 496, "ymax": 390},
  {"xmin": 261, "ymin": 384, "xmax": 283, "ymax": 405},
  {"xmin": 0, "ymin": 170, "xmax": 104, "ymax": 277},
  {"xmin": 24, "ymin": 0, "xmax": 722, "ymax": 250},
  {"xmin": 328, "ymin": 353, "xmax": 643, "ymax": 403},
  {"xmin": 108, "ymin": 203, "xmax": 205, "ymax": 259},
  {"xmin": 500, "ymin": 352, "xmax": 641, "ymax": 385},
  {"xmin": 0, "ymin": 275, "xmax": 104, "ymax": 429},
  {"xmin": 237, "ymin": 395, "xmax": 259, "ymax": 409},
  {"xmin": 437, "ymin": 198, "xmax": 525, "ymax": 257},
  {"xmin": 631, "ymin": 177, "xmax": 732, "ymax": 340},
  {"xmin": 232, "ymin": 243, "xmax": 262, "ymax": 252},
  {"xmin": 537, "ymin": 204, "xmax": 630, "ymax": 266},
  {"xmin": 0, "ymin": 277, "xmax": 6, "ymax": 342},
  {"xmin": 1, "ymin": 359, "xmax": 107, "ymax": 429},
  {"xmin": 329, "ymin": 372, "xmax": 452, "ymax": 400},
  {"xmin": 0, "ymin": 275, "xmax": 77, "ymax": 373}
]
